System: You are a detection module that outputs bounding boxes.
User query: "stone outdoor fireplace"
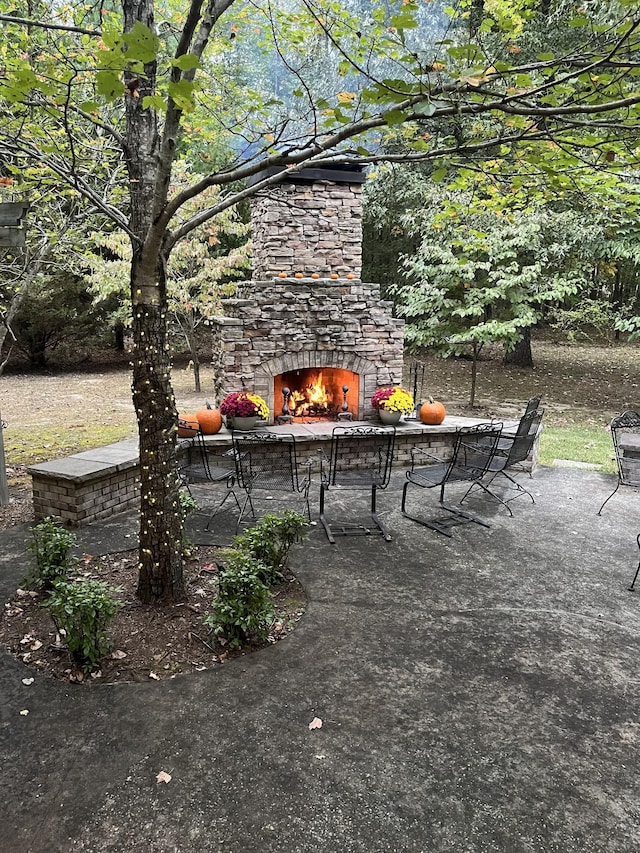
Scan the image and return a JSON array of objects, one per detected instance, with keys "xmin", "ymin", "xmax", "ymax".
[{"xmin": 212, "ymin": 164, "xmax": 404, "ymax": 422}]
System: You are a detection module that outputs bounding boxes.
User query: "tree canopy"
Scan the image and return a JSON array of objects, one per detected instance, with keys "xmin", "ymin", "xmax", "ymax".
[{"xmin": 1, "ymin": 0, "xmax": 640, "ymax": 602}]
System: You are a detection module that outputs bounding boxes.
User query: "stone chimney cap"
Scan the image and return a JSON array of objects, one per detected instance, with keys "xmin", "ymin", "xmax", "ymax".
[{"xmin": 247, "ymin": 163, "xmax": 367, "ymax": 187}]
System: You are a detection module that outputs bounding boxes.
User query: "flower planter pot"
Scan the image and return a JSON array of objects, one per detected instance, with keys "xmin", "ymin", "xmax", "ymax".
[
  {"xmin": 231, "ymin": 416, "xmax": 259, "ymax": 431},
  {"xmin": 378, "ymin": 410, "xmax": 402, "ymax": 425}
]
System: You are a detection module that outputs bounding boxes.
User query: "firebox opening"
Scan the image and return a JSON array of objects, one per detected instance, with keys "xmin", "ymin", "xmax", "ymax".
[{"xmin": 274, "ymin": 368, "xmax": 360, "ymax": 421}]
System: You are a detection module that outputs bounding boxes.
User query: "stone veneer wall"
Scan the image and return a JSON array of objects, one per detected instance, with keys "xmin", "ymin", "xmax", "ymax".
[
  {"xmin": 212, "ymin": 277, "xmax": 405, "ymax": 421},
  {"xmin": 251, "ymin": 180, "xmax": 363, "ymax": 279}
]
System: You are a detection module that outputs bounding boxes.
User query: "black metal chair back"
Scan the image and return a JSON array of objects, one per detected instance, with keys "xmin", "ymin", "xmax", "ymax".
[
  {"xmin": 598, "ymin": 411, "xmax": 640, "ymax": 515},
  {"xmin": 459, "ymin": 409, "xmax": 544, "ymax": 516},
  {"xmin": 319, "ymin": 426, "xmax": 396, "ymax": 543},
  {"xmin": 524, "ymin": 395, "xmax": 542, "ymax": 417},
  {"xmin": 231, "ymin": 432, "xmax": 311, "ymax": 530},
  {"xmin": 324, "ymin": 426, "xmax": 395, "ymax": 489},
  {"xmin": 177, "ymin": 420, "xmax": 240, "ymax": 530},
  {"xmin": 447, "ymin": 423, "xmax": 504, "ymax": 484},
  {"xmin": 178, "ymin": 422, "xmax": 213, "ymax": 483},
  {"xmin": 504, "ymin": 407, "xmax": 544, "ymax": 469},
  {"xmin": 402, "ymin": 422, "xmax": 503, "ymax": 536}
]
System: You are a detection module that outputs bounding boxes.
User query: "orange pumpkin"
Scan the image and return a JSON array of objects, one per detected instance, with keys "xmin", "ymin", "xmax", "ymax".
[
  {"xmin": 177, "ymin": 413, "xmax": 200, "ymax": 436},
  {"xmin": 419, "ymin": 397, "xmax": 446, "ymax": 425},
  {"xmin": 330, "ymin": 273, "xmax": 339, "ymax": 279},
  {"xmin": 196, "ymin": 401, "xmax": 223, "ymax": 435}
]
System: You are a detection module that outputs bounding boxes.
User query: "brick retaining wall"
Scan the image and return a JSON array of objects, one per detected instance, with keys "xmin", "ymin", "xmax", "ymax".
[{"xmin": 27, "ymin": 417, "xmax": 533, "ymax": 526}]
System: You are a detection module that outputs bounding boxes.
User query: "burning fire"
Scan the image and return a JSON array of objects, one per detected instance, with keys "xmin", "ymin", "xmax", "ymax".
[{"xmin": 288, "ymin": 372, "xmax": 330, "ymax": 416}]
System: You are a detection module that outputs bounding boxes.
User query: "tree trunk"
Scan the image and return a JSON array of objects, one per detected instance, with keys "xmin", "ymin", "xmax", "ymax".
[
  {"xmin": 114, "ymin": 322, "xmax": 125, "ymax": 351},
  {"xmin": 131, "ymin": 257, "xmax": 186, "ymax": 605},
  {"xmin": 505, "ymin": 328, "xmax": 534, "ymax": 368},
  {"xmin": 469, "ymin": 343, "xmax": 478, "ymax": 407},
  {"xmin": 185, "ymin": 316, "xmax": 201, "ymax": 393},
  {"xmin": 177, "ymin": 311, "xmax": 201, "ymax": 392}
]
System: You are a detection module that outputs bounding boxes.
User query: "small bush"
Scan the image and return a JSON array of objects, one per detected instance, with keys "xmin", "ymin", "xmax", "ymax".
[
  {"xmin": 178, "ymin": 489, "xmax": 199, "ymax": 551},
  {"xmin": 548, "ymin": 299, "xmax": 618, "ymax": 342},
  {"xmin": 43, "ymin": 579, "xmax": 122, "ymax": 673},
  {"xmin": 28, "ymin": 517, "xmax": 77, "ymax": 590},
  {"xmin": 204, "ymin": 550, "xmax": 275, "ymax": 648},
  {"xmin": 233, "ymin": 510, "xmax": 309, "ymax": 584},
  {"xmin": 178, "ymin": 489, "xmax": 199, "ymax": 519}
]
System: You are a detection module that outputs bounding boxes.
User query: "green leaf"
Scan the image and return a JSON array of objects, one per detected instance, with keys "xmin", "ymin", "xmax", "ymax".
[
  {"xmin": 123, "ymin": 22, "xmax": 159, "ymax": 64},
  {"xmin": 383, "ymin": 109, "xmax": 406, "ymax": 126},
  {"xmin": 142, "ymin": 94, "xmax": 167, "ymax": 112},
  {"xmin": 168, "ymin": 79, "xmax": 196, "ymax": 111},
  {"xmin": 432, "ymin": 167, "xmax": 447, "ymax": 183},
  {"xmin": 171, "ymin": 53, "xmax": 200, "ymax": 72},
  {"xmin": 414, "ymin": 100, "xmax": 437, "ymax": 117},
  {"xmin": 96, "ymin": 71, "xmax": 123, "ymax": 101}
]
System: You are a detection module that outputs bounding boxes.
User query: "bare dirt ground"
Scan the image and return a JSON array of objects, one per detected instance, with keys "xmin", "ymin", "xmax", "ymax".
[
  {"xmin": 0, "ymin": 548, "xmax": 306, "ymax": 684},
  {"xmin": 1, "ymin": 338, "xmax": 638, "ymax": 685}
]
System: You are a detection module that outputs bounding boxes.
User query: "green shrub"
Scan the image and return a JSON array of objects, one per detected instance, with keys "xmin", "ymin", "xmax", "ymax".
[
  {"xmin": 28, "ymin": 517, "xmax": 77, "ymax": 590},
  {"xmin": 233, "ymin": 510, "xmax": 309, "ymax": 584},
  {"xmin": 43, "ymin": 579, "xmax": 122, "ymax": 673},
  {"xmin": 548, "ymin": 298, "xmax": 618, "ymax": 342},
  {"xmin": 178, "ymin": 489, "xmax": 199, "ymax": 551},
  {"xmin": 178, "ymin": 489, "xmax": 199, "ymax": 519},
  {"xmin": 204, "ymin": 550, "xmax": 275, "ymax": 648}
]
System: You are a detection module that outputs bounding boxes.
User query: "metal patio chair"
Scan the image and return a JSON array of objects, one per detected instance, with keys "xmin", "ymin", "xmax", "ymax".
[
  {"xmin": 628, "ymin": 533, "xmax": 640, "ymax": 592},
  {"xmin": 231, "ymin": 431, "xmax": 312, "ymax": 532},
  {"xmin": 401, "ymin": 422, "xmax": 503, "ymax": 536},
  {"xmin": 319, "ymin": 425, "xmax": 396, "ymax": 544},
  {"xmin": 598, "ymin": 411, "xmax": 640, "ymax": 515},
  {"xmin": 178, "ymin": 421, "xmax": 241, "ymax": 529},
  {"xmin": 459, "ymin": 408, "xmax": 544, "ymax": 516}
]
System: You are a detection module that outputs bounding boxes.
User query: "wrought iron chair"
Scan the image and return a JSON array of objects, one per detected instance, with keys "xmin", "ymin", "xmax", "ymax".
[
  {"xmin": 231, "ymin": 431, "xmax": 312, "ymax": 531},
  {"xmin": 319, "ymin": 425, "xmax": 396, "ymax": 543},
  {"xmin": 401, "ymin": 422, "xmax": 503, "ymax": 536},
  {"xmin": 598, "ymin": 411, "xmax": 640, "ymax": 515},
  {"xmin": 177, "ymin": 421, "xmax": 241, "ymax": 529},
  {"xmin": 628, "ymin": 534, "xmax": 640, "ymax": 592},
  {"xmin": 459, "ymin": 408, "xmax": 544, "ymax": 516}
]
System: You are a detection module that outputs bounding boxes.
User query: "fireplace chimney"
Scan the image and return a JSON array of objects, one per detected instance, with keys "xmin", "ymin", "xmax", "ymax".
[
  {"xmin": 212, "ymin": 163, "xmax": 404, "ymax": 421},
  {"xmin": 249, "ymin": 164, "xmax": 366, "ymax": 280}
]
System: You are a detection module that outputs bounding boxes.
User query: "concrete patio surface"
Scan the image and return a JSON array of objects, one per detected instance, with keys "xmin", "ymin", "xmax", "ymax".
[{"xmin": 1, "ymin": 465, "xmax": 640, "ymax": 852}]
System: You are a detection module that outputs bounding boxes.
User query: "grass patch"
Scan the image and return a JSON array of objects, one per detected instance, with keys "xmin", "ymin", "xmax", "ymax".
[
  {"xmin": 5, "ymin": 424, "xmax": 136, "ymax": 467},
  {"xmin": 538, "ymin": 425, "xmax": 615, "ymax": 472}
]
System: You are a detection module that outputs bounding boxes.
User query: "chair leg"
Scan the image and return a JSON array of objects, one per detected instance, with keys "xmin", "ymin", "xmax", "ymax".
[
  {"xmin": 598, "ymin": 481, "xmax": 620, "ymax": 516},
  {"xmin": 205, "ymin": 487, "xmax": 243, "ymax": 531},
  {"xmin": 629, "ymin": 533, "xmax": 640, "ymax": 592},
  {"xmin": 402, "ymin": 480, "xmax": 452, "ymax": 537},
  {"xmin": 319, "ymin": 483, "xmax": 335, "ymax": 544},
  {"xmin": 497, "ymin": 469, "xmax": 535, "ymax": 504},
  {"xmin": 402, "ymin": 480, "xmax": 491, "ymax": 536},
  {"xmin": 459, "ymin": 477, "xmax": 514, "ymax": 517},
  {"xmin": 234, "ymin": 492, "xmax": 257, "ymax": 533},
  {"xmin": 371, "ymin": 484, "xmax": 392, "ymax": 542},
  {"xmin": 320, "ymin": 483, "xmax": 391, "ymax": 543}
]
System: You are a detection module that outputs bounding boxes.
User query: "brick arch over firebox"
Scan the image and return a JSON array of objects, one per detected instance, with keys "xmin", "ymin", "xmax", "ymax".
[{"xmin": 253, "ymin": 350, "xmax": 380, "ymax": 421}]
